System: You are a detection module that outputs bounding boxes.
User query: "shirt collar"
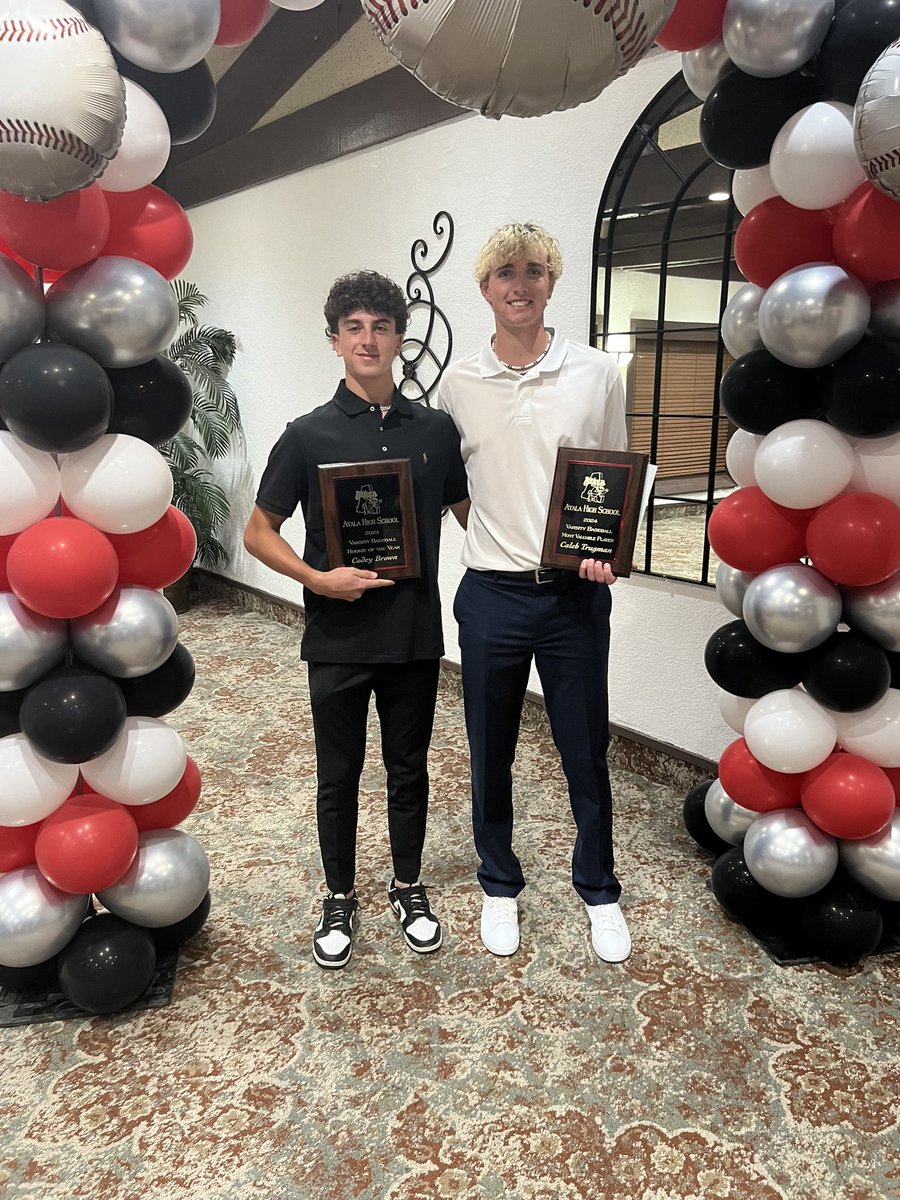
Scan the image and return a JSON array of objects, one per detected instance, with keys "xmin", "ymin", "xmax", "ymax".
[
  {"xmin": 478, "ymin": 328, "xmax": 568, "ymax": 379},
  {"xmin": 331, "ymin": 379, "xmax": 414, "ymax": 417}
]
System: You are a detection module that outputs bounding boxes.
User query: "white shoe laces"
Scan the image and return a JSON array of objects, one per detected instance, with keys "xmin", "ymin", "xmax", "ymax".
[{"xmin": 485, "ymin": 896, "xmax": 518, "ymax": 922}]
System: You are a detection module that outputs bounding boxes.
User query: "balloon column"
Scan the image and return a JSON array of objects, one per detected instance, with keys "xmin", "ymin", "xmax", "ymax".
[
  {"xmin": 668, "ymin": 0, "xmax": 900, "ymax": 965},
  {"xmin": 0, "ymin": 0, "xmax": 276, "ymax": 1015}
]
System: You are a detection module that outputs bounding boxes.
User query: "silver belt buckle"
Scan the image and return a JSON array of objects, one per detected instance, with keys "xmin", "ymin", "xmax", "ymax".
[{"xmin": 534, "ymin": 567, "xmax": 556, "ymax": 584}]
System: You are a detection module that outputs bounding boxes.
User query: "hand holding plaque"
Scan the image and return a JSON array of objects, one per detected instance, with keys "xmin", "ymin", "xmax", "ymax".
[
  {"xmin": 319, "ymin": 458, "xmax": 420, "ymax": 580},
  {"xmin": 541, "ymin": 448, "xmax": 650, "ymax": 578}
]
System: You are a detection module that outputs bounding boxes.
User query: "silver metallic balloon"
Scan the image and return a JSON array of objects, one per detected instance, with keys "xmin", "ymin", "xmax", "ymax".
[
  {"xmin": 45, "ymin": 257, "xmax": 179, "ymax": 369},
  {"xmin": 742, "ymin": 564, "xmax": 842, "ymax": 653},
  {"xmin": 0, "ymin": 259, "xmax": 44, "ymax": 362},
  {"xmin": 682, "ymin": 37, "xmax": 732, "ymax": 101},
  {"xmin": 744, "ymin": 809, "xmax": 838, "ymax": 897},
  {"xmin": 70, "ymin": 586, "xmax": 178, "ymax": 678},
  {"xmin": 758, "ymin": 264, "xmax": 870, "ymax": 369},
  {"xmin": 0, "ymin": 593, "xmax": 67, "ymax": 690},
  {"xmin": 840, "ymin": 811, "xmax": 900, "ymax": 901},
  {"xmin": 0, "ymin": 867, "xmax": 88, "ymax": 968},
  {"xmin": 98, "ymin": 829, "xmax": 210, "ymax": 927},
  {"xmin": 723, "ymin": 0, "xmax": 834, "ymax": 80},
  {"xmin": 843, "ymin": 571, "xmax": 900, "ymax": 652},
  {"xmin": 92, "ymin": 0, "xmax": 220, "ymax": 74},
  {"xmin": 364, "ymin": 0, "xmax": 676, "ymax": 118},
  {"xmin": 721, "ymin": 283, "xmax": 764, "ymax": 359},
  {"xmin": 868, "ymin": 279, "xmax": 900, "ymax": 340},
  {"xmin": 716, "ymin": 562, "xmax": 755, "ymax": 619},
  {"xmin": 704, "ymin": 778, "xmax": 759, "ymax": 845},
  {"xmin": 854, "ymin": 39, "xmax": 900, "ymax": 201}
]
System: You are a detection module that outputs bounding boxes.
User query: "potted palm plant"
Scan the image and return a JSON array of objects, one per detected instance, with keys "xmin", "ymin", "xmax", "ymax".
[{"xmin": 161, "ymin": 280, "xmax": 243, "ymax": 610}]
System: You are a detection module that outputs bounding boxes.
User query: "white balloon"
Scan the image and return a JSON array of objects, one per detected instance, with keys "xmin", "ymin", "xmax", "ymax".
[
  {"xmin": 719, "ymin": 689, "xmax": 755, "ymax": 734},
  {"xmin": 754, "ymin": 420, "xmax": 855, "ymax": 509},
  {"xmin": 98, "ymin": 79, "xmax": 171, "ymax": 193},
  {"xmin": 0, "ymin": 432, "xmax": 60, "ymax": 536},
  {"xmin": 0, "ymin": 734, "xmax": 78, "ymax": 827},
  {"xmin": 60, "ymin": 434, "xmax": 173, "ymax": 533},
  {"xmin": 770, "ymin": 102, "xmax": 866, "ymax": 210},
  {"xmin": 81, "ymin": 716, "xmax": 187, "ymax": 805},
  {"xmin": 851, "ymin": 432, "xmax": 900, "ymax": 505},
  {"xmin": 837, "ymin": 688, "xmax": 900, "ymax": 767},
  {"xmin": 744, "ymin": 688, "xmax": 837, "ymax": 773},
  {"xmin": 725, "ymin": 429, "xmax": 762, "ymax": 486},
  {"xmin": 733, "ymin": 164, "xmax": 778, "ymax": 216}
]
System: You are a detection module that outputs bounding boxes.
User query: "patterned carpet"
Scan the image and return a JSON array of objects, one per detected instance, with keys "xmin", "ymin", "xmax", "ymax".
[{"xmin": 1, "ymin": 597, "xmax": 898, "ymax": 1200}]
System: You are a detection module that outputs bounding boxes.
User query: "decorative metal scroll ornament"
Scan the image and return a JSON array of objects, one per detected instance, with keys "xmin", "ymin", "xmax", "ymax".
[{"xmin": 400, "ymin": 210, "xmax": 454, "ymax": 405}]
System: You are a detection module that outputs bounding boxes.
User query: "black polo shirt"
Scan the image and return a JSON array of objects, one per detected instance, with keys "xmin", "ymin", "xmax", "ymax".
[{"xmin": 256, "ymin": 381, "xmax": 468, "ymax": 664}]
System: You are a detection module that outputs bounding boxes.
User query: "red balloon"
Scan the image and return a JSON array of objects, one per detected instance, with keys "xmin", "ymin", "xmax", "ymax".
[
  {"xmin": 102, "ymin": 186, "xmax": 194, "ymax": 281},
  {"xmin": 801, "ymin": 751, "xmax": 896, "ymax": 840},
  {"xmin": 130, "ymin": 756, "xmax": 201, "ymax": 831},
  {"xmin": 35, "ymin": 793, "xmax": 138, "ymax": 893},
  {"xmin": 6, "ymin": 517, "xmax": 119, "ymax": 619},
  {"xmin": 805, "ymin": 493, "xmax": 900, "ymax": 587},
  {"xmin": 108, "ymin": 505, "xmax": 197, "ymax": 589},
  {"xmin": 0, "ymin": 533, "xmax": 17, "ymax": 591},
  {"xmin": 0, "ymin": 235, "xmax": 63, "ymax": 284},
  {"xmin": 832, "ymin": 182, "xmax": 900, "ymax": 287},
  {"xmin": 215, "ymin": 0, "xmax": 269, "ymax": 46},
  {"xmin": 0, "ymin": 185, "xmax": 110, "ymax": 271},
  {"xmin": 656, "ymin": 0, "xmax": 727, "ymax": 50},
  {"xmin": 708, "ymin": 487, "xmax": 812, "ymax": 573},
  {"xmin": 0, "ymin": 820, "xmax": 40, "ymax": 872},
  {"xmin": 734, "ymin": 197, "xmax": 835, "ymax": 289},
  {"xmin": 718, "ymin": 737, "xmax": 803, "ymax": 813}
]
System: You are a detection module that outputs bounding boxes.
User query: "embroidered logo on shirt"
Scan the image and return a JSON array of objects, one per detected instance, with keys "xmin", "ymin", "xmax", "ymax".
[{"xmin": 422, "ymin": 452, "xmax": 428, "ymax": 464}]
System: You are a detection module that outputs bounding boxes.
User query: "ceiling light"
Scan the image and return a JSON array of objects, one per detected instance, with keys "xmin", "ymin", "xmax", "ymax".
[{"xmin": 708, "ymin": 191, "xmax": 730, "ymax": 202}]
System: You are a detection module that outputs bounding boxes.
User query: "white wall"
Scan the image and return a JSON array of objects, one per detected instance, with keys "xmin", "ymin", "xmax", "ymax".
[{"xmin": 185, "ymin": 49, "xmax": 731, "ymax": 765}]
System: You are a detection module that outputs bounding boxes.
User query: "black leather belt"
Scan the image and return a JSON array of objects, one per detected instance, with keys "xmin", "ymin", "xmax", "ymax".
[{"xmin": 483, "ymin": 568, "xmax": 569, "ymax": 584}]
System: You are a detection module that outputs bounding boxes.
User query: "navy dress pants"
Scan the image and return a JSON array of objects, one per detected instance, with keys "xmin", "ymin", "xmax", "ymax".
[
  {"xmin": 307, "ymin": 659, "xmax": 440, "ymax": 895},
  {"xmin": 454, "ymin": 569, "xmax": 621, "ymax": 906}
]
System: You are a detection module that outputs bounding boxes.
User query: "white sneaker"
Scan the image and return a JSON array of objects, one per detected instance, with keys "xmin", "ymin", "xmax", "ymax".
[
  {"xmin": 586, "ymin": 900, "xmax": 631, "ymax": 963},
  {"xmin": 480, "ymin": 895, "xmax": 520, "ymax": 956}
]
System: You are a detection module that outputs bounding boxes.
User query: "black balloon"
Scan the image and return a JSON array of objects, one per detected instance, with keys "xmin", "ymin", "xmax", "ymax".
[
  {"xmin": 0, "ymin": 344, "xmax": 112, "ymax": 453},
  {"xmin": 683, "ymin": 781, "xmax": 731, "ymax": 855},
  {"xmin": 802, "ymin": 631, "xmax": 892, "ymax": 712},
  {"xmin": 704, "ymin": 620, "xmax": 811, "ymax": 698},
  {"xmin": 886, "ymin": 649, "xmax": 900, "ymax": 690},
  {"xmin": 711, "ymin": 847, "xmax": 802, "ymax": 928},
  {"xmin": 117, "ymin": 643, "xmax": 195, "ymax": 718},
  {"xmin": 700, "ymin": 68, "xmax": 822, "ymax": 170},
  {"xmin": 0, "ymin": 686, "xmax": 26, "ymax": 739},
  {"xmin": 112, "ymin": 51, "xmax": 217, "ymax": 145},
  {"xmin": 821, "ymin": 338, "xmax": 900, "ymax": 438},
  {"xmin": 720, "ymin": 349, "xmax": 824, "ymax": 435},
  {"xmin": 151, "ymin": 891, "xmax": 211, "ymax": 953},
  {"xmin": 814, "ymin": 0, "xmax": 900, "ymax": 105},
  {"xmin": 800, "ymin": 875, "xmax": 884, "ymax": 966},
  {"xmin": 0, "ymin": 954, "xmax": 58, "ymax": 993},
  {"xmin": 20, "ymin": 666, "xmax": 126, "ymax": 764},
  {"xmin": 106, "ymin": 356, "xmax": 193, "ymax": 445},
  {"xmin": 57, "ymin": 914, "xmax": 157, "ymax": 1014}
]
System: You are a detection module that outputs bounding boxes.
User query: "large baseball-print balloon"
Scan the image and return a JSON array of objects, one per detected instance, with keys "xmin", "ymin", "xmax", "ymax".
[
  {"xmin": 0, "ymin": 0, "xmax": 125, "ymax": 200},
  {"xmin": 362, "ymin": 0, "xmax": 677, "ymax": 119}
]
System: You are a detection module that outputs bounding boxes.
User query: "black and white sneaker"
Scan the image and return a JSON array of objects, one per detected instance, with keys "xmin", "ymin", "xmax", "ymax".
[
  {"xmin": 387, "ymin": 882, "xmax": 443, "ymax": 953},
  {"xmin": 312, "ymin": 893, "xmax": 359, "ymax": 969}
]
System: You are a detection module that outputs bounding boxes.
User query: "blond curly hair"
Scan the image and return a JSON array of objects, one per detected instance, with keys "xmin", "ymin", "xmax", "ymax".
[{"xmin": 474, "ymin": 222, "xmax": 563, "ymax": 286}]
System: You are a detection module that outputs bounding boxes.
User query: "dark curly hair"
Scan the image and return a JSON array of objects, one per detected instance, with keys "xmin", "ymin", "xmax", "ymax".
[{"xmin": 324, "ymin": 270, "xmax": 409, "ymax": 338}]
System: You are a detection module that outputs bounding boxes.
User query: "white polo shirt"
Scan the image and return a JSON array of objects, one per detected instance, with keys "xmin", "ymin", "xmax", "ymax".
[{"xmin": 435, "ymin": 330, "xmax": 628, "ymax": 571}]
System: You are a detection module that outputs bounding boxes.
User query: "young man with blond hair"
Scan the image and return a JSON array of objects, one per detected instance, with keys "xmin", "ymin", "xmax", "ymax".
[
  {"xmin": 245, "ymin": 270, "xmax": 468, "ymax": 969},
  {"xmin": 436, "ymin": 223, "xmax": 631, "ymax": 964}
]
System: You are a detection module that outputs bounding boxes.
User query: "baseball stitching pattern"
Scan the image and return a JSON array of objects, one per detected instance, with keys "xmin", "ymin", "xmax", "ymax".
[
  {"xmin": 364, "ymin": 1, "xmax": 426, "ymax": 36},
  {"xmin": 0, "ymin": 119, "xmax": 104, "ymax": 169},
  {"xmin": 0, "ymin": 16, "xmax": 90, "ymax": 40}
]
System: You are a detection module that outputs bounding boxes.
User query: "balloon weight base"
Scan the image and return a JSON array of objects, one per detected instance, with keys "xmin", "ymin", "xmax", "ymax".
[{"xmin": 0, "ymin": 948, "xmax": 177, "ymax": 1027}]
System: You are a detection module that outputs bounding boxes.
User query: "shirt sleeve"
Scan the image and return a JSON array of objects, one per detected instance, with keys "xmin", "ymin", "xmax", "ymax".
[
  {"xmin": 602, "ymin": 365, "xmax": 628, "ymax": 453},
  {"xmin": 441, "ymin": 416, "xmax": 469, "ymax": 506},
  {"xmin": 255, "ymin": 422, "xmax": 309, "ymax": 519}
]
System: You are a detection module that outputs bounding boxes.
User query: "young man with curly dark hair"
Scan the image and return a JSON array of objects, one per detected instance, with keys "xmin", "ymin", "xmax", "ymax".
[{"xmin": 244, "ymin": 270, "xmax": 469, "ymax": 969}]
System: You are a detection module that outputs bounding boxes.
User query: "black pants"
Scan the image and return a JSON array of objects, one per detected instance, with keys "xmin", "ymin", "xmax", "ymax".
[
  {"xmin": 454, "ymin": 569, "xmax": 620, "ymax": 906},
  {"xmin": 307, "ymin": 659, "xmax": 441, "ymax": 895}
]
